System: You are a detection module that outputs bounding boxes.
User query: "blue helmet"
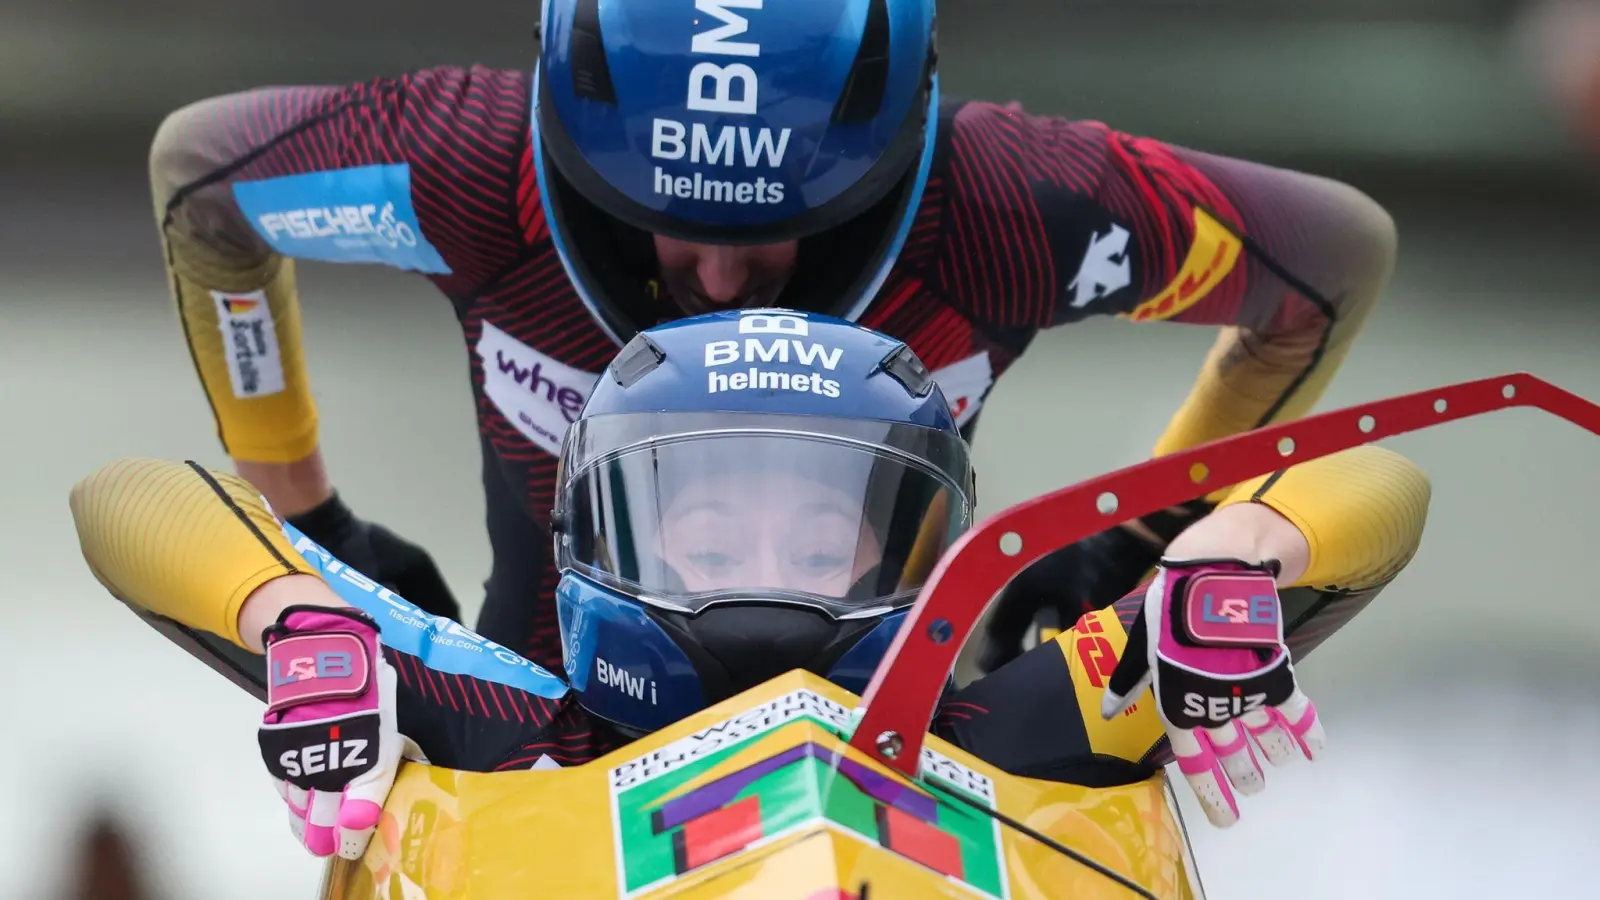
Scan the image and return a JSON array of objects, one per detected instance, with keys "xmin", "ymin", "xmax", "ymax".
[
  {"xmin": 534, "ymin": 0, "xmax": 940, "ymax": 342},
  {"xmin": 552, "ymin": 309, "xmax": 973, "ymax": 734}
]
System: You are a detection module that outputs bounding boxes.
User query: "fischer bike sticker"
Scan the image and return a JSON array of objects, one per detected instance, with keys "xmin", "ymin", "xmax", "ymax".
[{"xmin": 232, "ymin": 164, "xmax": 452, "ymax": 274}]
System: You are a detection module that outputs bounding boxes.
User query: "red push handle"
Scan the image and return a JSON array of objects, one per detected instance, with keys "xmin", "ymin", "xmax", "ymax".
[{"xmin": 847, "ymin": 373, "xmax": 1600, "ymax": 776}]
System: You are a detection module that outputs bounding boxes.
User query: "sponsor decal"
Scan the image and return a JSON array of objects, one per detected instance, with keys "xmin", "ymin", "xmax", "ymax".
[
  {"xmin": 275, "ymin": 739, "xmax": 372, "ymax": 779},
  {"xmin": 648, "ymin": 1, "xmax": 793, "ymax": 206},
  {"xmin": 1123, "ymin": 207, "xmax": 1242, "ymax": 323},
  {"xmin": 704, "ymin": 310, "xmax": 843, "ymax": 398},
  {"xmin": 598, "ymin": 655, "xmax": 660, "ymax": 707},
  {"xmin": 1064, "ymin": 610, "xmax": 1165, "ymax": 753},
  {"xmin": 1182, "ymin": 688, "xmax": 1269, "ymax": 723},
  {"xmin": 211, "ymin": 289, "xmax": 285, "ymax": 399},
  {"xmin": 476, "ymin": 321, "xmax": 600, "ymax": 456},
  {"xmin": 609, "ymin": 688, "xmax": 1007, "ymax": 899},
  {"xmin": 1068, "ymin": 223, "xmax": 1132, "ymax": 309},
  {"xmin": 1070, "ymin": 615, "xmax": 1118, "ymax": 691},
  {"xmin": 1183, "ymin": 572, "xmax": 1281, "ymax": 646},
  {"xmin": 232, "ymin": 164, "xmax": 451, "ymax": 274},
  {"xmin": 286, "ymin": 524, "xmax": 570, "ymax": 699}
]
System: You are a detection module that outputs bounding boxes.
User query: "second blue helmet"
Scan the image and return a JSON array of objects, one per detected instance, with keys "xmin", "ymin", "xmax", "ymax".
[{"xmin": 551, "ymin": 308, "xmax": 973, "ymax": 734}]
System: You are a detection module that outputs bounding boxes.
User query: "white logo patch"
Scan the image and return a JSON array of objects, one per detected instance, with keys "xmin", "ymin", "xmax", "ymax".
[
  {"xmin": 930, "ymin": 352, "xmax": 994, "ymax": 428},
  {"xmin": 476, "ymin": 321, "xmax": 600, "ymax": 456},
  {"xmin": 646, "ymin": 0, "xmax": 792, "ymax": 206},
  {"xmin": 1068, "ymin": 223, "xmax": 1132, "ymax": 308},
  {"xmin": 211, "ymin": 289, "xmax": 285, "ymax": 399}
]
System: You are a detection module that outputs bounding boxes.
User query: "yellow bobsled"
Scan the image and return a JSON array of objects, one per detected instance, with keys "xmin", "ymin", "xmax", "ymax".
[
  {"xmin": 320, "ymin": 671, "xmax": 1199, "ymax": 899},
  {"xmin": 306, "ymin": 372, "xmax": 1597, "ymax": 900}
]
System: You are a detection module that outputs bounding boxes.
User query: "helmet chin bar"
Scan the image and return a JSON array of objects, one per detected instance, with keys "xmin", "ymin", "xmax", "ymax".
[{"xmin": 847, "ymin": 372, "xmax": 1600, "ymax": 777}]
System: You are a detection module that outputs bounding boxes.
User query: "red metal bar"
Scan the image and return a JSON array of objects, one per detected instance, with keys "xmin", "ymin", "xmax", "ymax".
[{"xmin": 847, "ymin": 373, "xmax": 1600, "ymax": 776}]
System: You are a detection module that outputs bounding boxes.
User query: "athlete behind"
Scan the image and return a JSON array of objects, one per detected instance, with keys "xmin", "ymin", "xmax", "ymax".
[
  {"xmin": 72, "ymin": 311, "xmax": 1430, "ymax": 861},
  {"xmin": 148, "ymin": 0, "xmax": 1400, "ymax": 677}
]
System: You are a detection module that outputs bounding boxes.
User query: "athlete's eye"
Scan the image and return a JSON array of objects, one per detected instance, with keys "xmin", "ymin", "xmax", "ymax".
[
  {"xmin": 687, "ymin": 551, "xmax": 740, "ymax": 572},
  {"xmin": 791, "ymin": 551, "xmax": 850, "ymax": 573}
]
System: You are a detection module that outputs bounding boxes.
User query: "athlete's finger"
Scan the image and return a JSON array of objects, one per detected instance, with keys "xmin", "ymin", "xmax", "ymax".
[
  {"xmin": 1274, "ymin": 688, "xmax": 1326, "ymax": 760},
  {"xmin": 340, "ymin": 747, "xmax": 399, "ymax": 813},
  {"xmin": 277, "ymin": 780, "xmax": 309, "ymax": 845},
  {"xmin": 337, "ymin": 766, "xmax": 394, "ymax": 861},
  {"xmin": 1102, "ymin": 612, "xmax": 1151, "ymax": 719},
  {"xmin": 1206, "ymin": 719, "xmax": 1265, "ymax": 798},
  {"xmin": 1240, "ymin": 707, "xmax": 1298, "ymax": 767},
  {"xmin": 336, "ymin": 799, "xmax": 382, "ymax": 860},
  {"xmin": 1101, "ymin": 667, "xmax": 1150, "ymax": 720},
  {"xmin": 303, "ymin": 789, "xmax": 341, "ymax": 857},
  {"xmin": 337, "ymin": 665, "xmax": 402, "ymax": 860},
  {"xmin": 1169, "ymin": 727, "xmax": 1239, "ymax": 829},
  {"xmin": 283, "ymin": 782, "xmax": 310, "ymax": 817}
]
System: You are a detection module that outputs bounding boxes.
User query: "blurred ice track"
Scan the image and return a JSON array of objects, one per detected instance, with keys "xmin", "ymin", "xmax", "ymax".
[{"xmin": 2, "ymin": 173, "xmax": 1598, "ymax": 898}]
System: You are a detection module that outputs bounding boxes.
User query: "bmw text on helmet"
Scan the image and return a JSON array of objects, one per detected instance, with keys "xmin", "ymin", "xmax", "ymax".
[{"xmin": 651, "ymin": 1, "xmax": 793, "ymax": 206}]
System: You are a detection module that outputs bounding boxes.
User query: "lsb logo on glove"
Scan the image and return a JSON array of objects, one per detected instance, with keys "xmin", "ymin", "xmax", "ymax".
[
  {"xmin": 267, "ymin": 634, "xmax": 371, "ymax": 706},
  {"xmin": 1184, "ymin": 574, "xmax": 1281, "ymax": 646},
  {"xmin": 260, "ymin": 616, "xmax": 383, "ymax": 794}
]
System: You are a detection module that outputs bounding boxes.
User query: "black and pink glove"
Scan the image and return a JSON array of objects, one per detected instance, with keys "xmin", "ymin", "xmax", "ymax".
[
  {"xmin": 1101, "ymin": 559, "xmax": 1326, "ymax": 828},
  {"xmin": 259, "ymin": 606, "xmax": 405, "ymax": 859}
]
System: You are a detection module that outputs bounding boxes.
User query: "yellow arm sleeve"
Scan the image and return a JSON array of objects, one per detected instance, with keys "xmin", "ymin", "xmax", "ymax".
[
  {"xmin": 1214, "ymin": 444, "xmax": 1432, "ymax": 591},
  {"xmin": 69, "ymin": 457, "xmax": 319, "ymax": 648},
  {"xmin": 151, "ymin": 93, "xmax": 321, "ymax": 463},
  {"xmin": 1061, "ymin": 444, "xmax": 1430, "ymax": 764}
]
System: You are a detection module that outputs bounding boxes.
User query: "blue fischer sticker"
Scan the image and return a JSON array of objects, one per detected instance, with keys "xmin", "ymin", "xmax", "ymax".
[
  {"xmin": 283, "ymin": 524, "xmax": 569, "ymax": 699},
  {"xmin": 232, "ymin": 164, "xmax": 452, "ymax": 274}
]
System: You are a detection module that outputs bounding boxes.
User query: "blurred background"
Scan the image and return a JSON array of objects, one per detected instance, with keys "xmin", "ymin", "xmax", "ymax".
[{"xmin": 4, "ymin": 1, "xmax": 1600, "ymax": 897}]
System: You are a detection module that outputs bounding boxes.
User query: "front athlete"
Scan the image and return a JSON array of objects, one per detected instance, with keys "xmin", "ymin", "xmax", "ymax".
[
  {"xmin": 72, "ymin": 312, "xmax": 1430, "ymax": 860},
  {"xmin": 149, "ymin": 0, "xmax": 1398, "ymax": 676}
]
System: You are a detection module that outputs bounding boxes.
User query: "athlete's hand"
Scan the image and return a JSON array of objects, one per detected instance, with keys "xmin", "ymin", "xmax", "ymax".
[
  {"xmin": 1099, "ymin": 559, "xmax": 1325, "ymax": 828},
  {"xmin": 259, "ymin": 605, "xmax": 404, "ymax": 859},
  {"xmin": 286, "ymin": 491, "xmax": 461, "ymax": 621}
]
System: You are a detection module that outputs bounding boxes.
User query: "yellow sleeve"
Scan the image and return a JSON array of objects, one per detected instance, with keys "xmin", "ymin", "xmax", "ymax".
[
  {"xmin": 151, "ymin": 93, "xmax": 320, "ymax": 463},
  {"xmin": 1061, "ymin": 444, "xmax": 1430, "ymax": 764},
  {"xmin": 1151, "ymin": 308, "xmax": 1377, "ymax": 506},
  {"xmin": 1213, "ymin": 444, "xmax": 1431, "ymax": 591},
  {"xmin": 68, "ymin": 458, "xmax": 319, "ymax": 647}
]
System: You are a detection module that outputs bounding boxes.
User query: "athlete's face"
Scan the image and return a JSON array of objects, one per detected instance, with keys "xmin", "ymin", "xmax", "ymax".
[
  {"xmin": 659, "ymin": 472, "xmax": 882, "ymax": 597},
  {"xmin": 653, "ymin": 235, "xmax": 800, "ymax": 311}
]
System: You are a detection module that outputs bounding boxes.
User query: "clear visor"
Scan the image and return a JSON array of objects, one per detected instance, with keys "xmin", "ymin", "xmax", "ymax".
[{"xmin": 557, "ymin": 413, "xmax": 972, "ymax": 619}]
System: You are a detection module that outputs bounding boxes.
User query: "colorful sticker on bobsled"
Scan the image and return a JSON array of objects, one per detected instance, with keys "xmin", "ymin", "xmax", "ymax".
[
  {"xmin": 284, "ymin": 524, "xmax": 570, "ymax": 699},
  {"xmin": 608, "ymin": 689, "xmax": 1009, "ymax": 899}
]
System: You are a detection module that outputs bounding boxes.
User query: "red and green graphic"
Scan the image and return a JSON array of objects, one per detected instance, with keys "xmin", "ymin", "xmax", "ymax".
[{"xmin": 614, "ymin": 739, "xmax": 1006, "ymax": 899}]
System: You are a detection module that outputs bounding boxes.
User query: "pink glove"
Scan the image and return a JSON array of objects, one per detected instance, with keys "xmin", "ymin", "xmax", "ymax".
[
  {"xmin": 1100, "ymin": 559, "xmax": 1326, "ymax": 828},
  {"xmin": 259, "ymin": 606, "xmax": 403, "ymax": 859}
]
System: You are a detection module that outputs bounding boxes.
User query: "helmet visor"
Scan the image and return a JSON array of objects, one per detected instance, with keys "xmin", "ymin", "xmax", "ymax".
[{"xmin": 557, "ymin": 412, "xmax": 972, "ymax": 619}]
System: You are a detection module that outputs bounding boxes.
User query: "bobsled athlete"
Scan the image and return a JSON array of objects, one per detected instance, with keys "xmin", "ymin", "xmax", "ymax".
[{"xmin": 71, "ymin": 310, "xmax": 1428, "ymax": 860}]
